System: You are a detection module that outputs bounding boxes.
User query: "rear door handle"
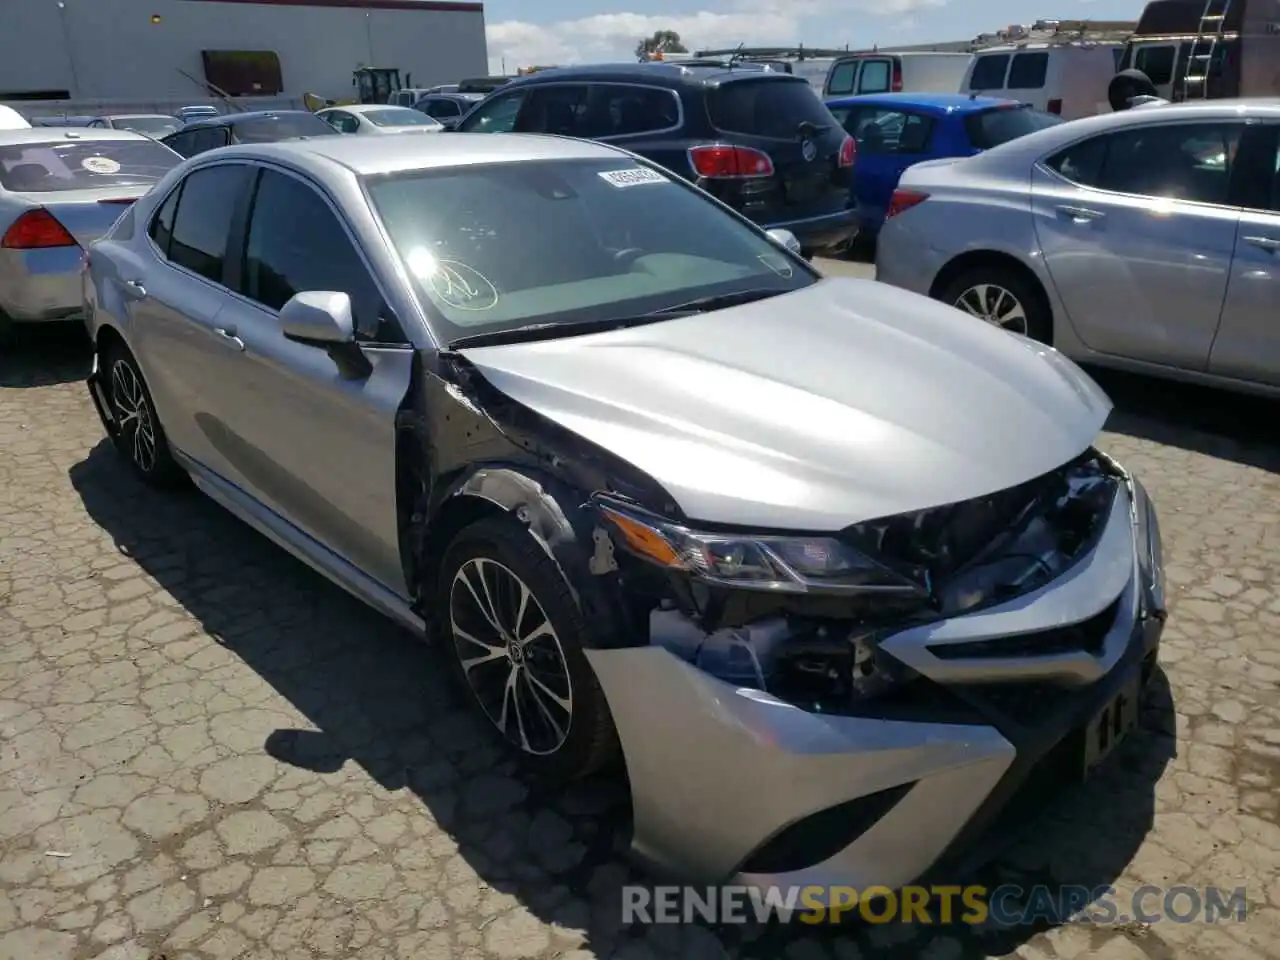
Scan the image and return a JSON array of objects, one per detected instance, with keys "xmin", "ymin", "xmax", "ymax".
[
  {"xmin": 213, "ymin": 326, "xmax": 245, "ymax": 351},
  {"xmin": 1243, "ymin": 235, "xmax": 1280, "ymax": 252},
  {"xmin": 1056, "ymin": 204, "xmax": 1105, "ymax": 221}
]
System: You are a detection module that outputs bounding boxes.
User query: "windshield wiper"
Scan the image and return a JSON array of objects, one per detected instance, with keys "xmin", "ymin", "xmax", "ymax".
[{"xmin": 444, "ymin": 288, "xmax": 786, "ymax": 350}]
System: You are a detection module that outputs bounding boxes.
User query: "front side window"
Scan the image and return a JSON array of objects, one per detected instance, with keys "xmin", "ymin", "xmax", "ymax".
[
  {"xmin": 457, "ymin": 91, "xmax": 527, "ymax": 133},
  {"xmin": 0, "ymin": 139, "xmax": 181, "ymax": 192},
  {"xmin": 162, "ymin": 132, "xmax": 194, "ymax": 157},
  {"xmin": 969, "ymin": 54, "xmax": 1009, "ymax": 91},
  {"xmin": 240, "ymin": 170, "xmax": 398, "ymax": 341},
  {"xmin": 365, "ymin": 158, "xmax": 816, "ymax": 343},
  {"xmin": 166, "ymin": 164, "xmax": 253, "ymax": 282},
  {"xmin": 190, "ymin": 127, "xmax": 230, "ymax": 155},
  {"xmin": 422, "ymin": 98, "xmax": 460, "ymax": 118},
  {"xmin": 1008, "ymin": 52, "xmax": 1048, "ymax": 89}
]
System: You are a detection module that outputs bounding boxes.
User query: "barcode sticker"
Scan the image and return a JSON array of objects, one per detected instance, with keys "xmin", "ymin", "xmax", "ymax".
[{"xmin": 598, "ymin": 167, "xmax": 667, "ymax": 188}]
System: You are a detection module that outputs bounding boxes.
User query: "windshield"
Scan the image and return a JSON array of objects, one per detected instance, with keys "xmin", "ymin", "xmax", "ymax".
[
  {"xmin": 234, "ymin": 113, "xmax": 338, "ymax": 142},
  {"xmin": 366, "ymin": 158, "xmax": 815, "ymax": 343},
  {"xmin": 363, "ymin": 107, "xmax": 440, "ymax": 127},
  {"xmin": 114, "ymin": 116, "xmax": 181, "ymax": 137},
  {"xmin": 964, "ymin": 106, "xmax": 1063, "ymax": 149},
  {"xmin": 0, "ymin": 139, "xmax": 181, "ymax": 192}
]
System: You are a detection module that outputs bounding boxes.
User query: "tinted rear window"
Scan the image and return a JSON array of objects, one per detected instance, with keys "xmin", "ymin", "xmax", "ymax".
[
  {"xmin": 0, "ymin": 139, "xmax": 180, "ymax": 192},
  {"xmin": 232, "ymin": 113, "xmax": 338, "ymax": 142},
  {"xmin": 1008, "ymin": 52, "xmax": 1048, "ymax": 89},
  {"xmin": 708, "ymin": 78, "xmax": 837, "ymax": 139},
  {"xmin": 964, "ymin": 106, "xmax": 1063, "ymax": 149},
  {"xmin": 363, "ymin": 108, "xmax": 438, "ymax": 127},
  {"xmin": 969, "ymin": 54, "xmax": 1010, "ymax": 90}
]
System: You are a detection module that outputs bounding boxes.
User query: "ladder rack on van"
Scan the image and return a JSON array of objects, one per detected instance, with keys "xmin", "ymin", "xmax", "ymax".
[
  {"xmin": 1182, "ymin": 0, "xmax": 1233, "ymax": 97},
  {"xmin": 972, "ymin": 18, "xmax": 1137, "ymax": 49}
]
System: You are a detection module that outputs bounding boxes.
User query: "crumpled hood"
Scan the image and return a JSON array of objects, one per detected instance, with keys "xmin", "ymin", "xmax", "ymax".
[{"xmin": 458, "ymin": 277, "xmax": 1111, "ymax": 531}]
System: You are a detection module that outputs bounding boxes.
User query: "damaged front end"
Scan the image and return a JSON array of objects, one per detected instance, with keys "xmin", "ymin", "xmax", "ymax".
[
  {"xmin": 591, "ymin": 449, "xmax": 1124, "ymax": 714},
  {"xmin": 582, "ymin": 449, "xmax": 1165, "ymax": 891}
]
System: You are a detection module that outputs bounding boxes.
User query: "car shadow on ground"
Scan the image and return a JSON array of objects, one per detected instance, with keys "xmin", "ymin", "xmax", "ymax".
[
  {"xmin": 69, "ymin": 437, "xmax": 1175, "ymax": 959},
  {"xmin": 0, "ymin": 322, "xmax": 91, "ymax": 388},
  {"xmin": 1091, "ymin": 366, "xmax": 1280, "ymax": 473}
]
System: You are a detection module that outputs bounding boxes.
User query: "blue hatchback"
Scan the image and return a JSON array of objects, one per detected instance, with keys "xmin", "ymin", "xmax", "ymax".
[{"xmin": 824, "ymin": 92, "xmax": 1063, "ymax": 238}]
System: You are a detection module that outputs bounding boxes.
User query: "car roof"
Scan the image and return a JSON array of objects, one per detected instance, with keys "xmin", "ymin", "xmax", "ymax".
[
  {"xmin": 105, "ymin": 113, "xmax": 177, "ymax": 120},
  {"xmin": 0, "ymin": 127, "xmax": 157, "ymax": 145},
  {"xmin": 180, "ymin": 110, "xmax": 317, "ymax": 129},
  {"xmin": 825, "ymin": 92, "xmax": 1019, "ymax": 114},
  {"xmin": 500, "ymin": 61, "xmax": 811, "ymax": 90},
  {"xmin": 206, "ymin": 131, "xmax": 629, "ymax": 178}
]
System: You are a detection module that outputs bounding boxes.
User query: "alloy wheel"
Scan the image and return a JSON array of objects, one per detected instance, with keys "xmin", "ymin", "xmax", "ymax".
[
  {"xmin": 449, "ymin": 557, "xmax": 573, "ymax": 755},
  {"xmin": 110, "ymin": 359, "xmax": 158, "ymax": 473},
  {"xmin": 953, "ymin": 284, "xmax": 1029, "ymax": 335}
]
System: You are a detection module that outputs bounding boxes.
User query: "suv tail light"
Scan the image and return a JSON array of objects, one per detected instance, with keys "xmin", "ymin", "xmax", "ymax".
[
  {"xmin": 891, "ymin": 59, "xmax": 903, "ymax": 92},
  {"xmin": 885, "ymin": 189, "xmax": 928, "ymax": 220},
  {"xmin": 1, "ymin": 209, "xmax": 78, "ymax": 249},
  {"xmin": 688, "ymin": 144, "xmax": 775, "ymax": 178},
  {"xmin": 838, "ymin": 135, "xmax": 856, "ymax": 168},
  {"xmin": 1046, "ymin": 99, "xmax": 1063, "ymax": 114}
]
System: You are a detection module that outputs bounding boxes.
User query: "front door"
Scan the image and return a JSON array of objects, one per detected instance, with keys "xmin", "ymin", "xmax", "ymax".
[
  {"xmin": 1032, "ymin": 119, "xmax": 1243, "ymax": 369},
  {"xmin": 1210, "ymin": 123, "xmax": 1280, "ymax": 386},
  {"xmin": 211, "ymin": 166, "xmax": 413, "ymax": 595}
]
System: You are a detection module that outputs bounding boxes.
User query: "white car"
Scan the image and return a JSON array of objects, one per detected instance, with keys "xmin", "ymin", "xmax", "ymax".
[
  {"xmin": 0, "ymin": 105, "xmax": 30, "ymax": 130},
  {"xmin": 315, "ymin": 104, "xmax": 444, "ymax": 135}
]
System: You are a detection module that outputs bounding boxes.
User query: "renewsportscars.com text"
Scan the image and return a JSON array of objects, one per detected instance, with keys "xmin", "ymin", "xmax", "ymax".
[{"xmin": 622, "ymin": 884, "xmax": 1249, "ymax": 926}]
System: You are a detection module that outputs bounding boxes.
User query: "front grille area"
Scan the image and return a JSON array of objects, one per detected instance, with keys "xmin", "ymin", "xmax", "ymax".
[{"xmin": 927, "ymin": 597, "xmax": 1121, "ymax": 661}]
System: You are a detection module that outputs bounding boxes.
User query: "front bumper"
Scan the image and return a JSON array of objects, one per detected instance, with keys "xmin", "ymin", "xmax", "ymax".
[{"xmin": 585, "ymin": 470, "xmax": 1165, "ymax": 895}]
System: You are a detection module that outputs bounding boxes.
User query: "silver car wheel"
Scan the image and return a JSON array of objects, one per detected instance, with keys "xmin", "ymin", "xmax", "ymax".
[
  {"xmin": 954, "ymin": 284, "xmax": 1029, "ymax": 336},
  {"xmin": 110, "ymin": 359, "xmax": 158, "ymax": 473},
  {"xmin": 449, "ymin": 557, "xmax": 574, "ymax": 756}
]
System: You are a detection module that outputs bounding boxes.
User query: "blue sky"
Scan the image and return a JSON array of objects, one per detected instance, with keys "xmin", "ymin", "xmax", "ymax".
[{"xmin": 483, "ymin": 0, "xmax": 1150, "ymax": 73}]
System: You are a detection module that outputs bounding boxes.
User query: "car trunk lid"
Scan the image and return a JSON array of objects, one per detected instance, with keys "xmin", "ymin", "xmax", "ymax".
[{"xmin": 8, "ymin": 184, "xmax": 151, "ymax": 247}]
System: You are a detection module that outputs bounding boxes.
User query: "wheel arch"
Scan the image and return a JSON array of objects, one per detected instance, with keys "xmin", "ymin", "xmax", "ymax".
[
  {"xmin": 94, "ymin": 322, "xmax": 129, "ymax": 357},
  {"xmin": 928, "ymin": 249, "xmax": 1055, "ymax": 340}
]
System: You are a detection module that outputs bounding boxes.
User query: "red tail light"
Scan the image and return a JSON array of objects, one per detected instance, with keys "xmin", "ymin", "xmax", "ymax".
[
  {"xmin": 891, "ymin": 59, "xmax": 903, "ymax": 92},
  {"xmin": 838, "ymin": 135, "xmax": 856, "ymax": 168},
  {"xmin": 885, "ymin": 189, "xmax": 928, "ymax": 220},
  {"xmin": 688, "ymin": 144, "xmax": 775, "ymax": 179},
  {"xmin": 1, "ymin": 209, "xmax": 78, "ymax": 249},
  {"xmin": 1046, "ymin": 99, "xmax": 1063, "ymax": 114}
]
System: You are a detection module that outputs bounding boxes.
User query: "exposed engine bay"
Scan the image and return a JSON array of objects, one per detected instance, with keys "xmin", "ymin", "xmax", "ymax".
[{"xmin": 610, "ymin": 451, "xmax": 1121, "ymax": 712}]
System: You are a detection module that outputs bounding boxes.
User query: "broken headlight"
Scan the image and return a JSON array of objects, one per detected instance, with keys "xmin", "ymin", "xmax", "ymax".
[{"xmin": 597, "ymin": 500, "xmax": 925, "ymax": 596}]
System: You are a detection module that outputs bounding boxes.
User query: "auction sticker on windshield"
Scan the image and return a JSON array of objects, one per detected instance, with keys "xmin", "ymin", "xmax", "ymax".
[
  {"xmin": 599, "ymin": 167, "xmax": 667, "ymax": 188},
  {"xmin": 81, "ymin": 156, "xmax": 121, "ymax": 174}
]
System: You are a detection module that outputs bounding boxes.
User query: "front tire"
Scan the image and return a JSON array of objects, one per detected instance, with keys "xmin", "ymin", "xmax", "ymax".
[
  {"xmin": 938, "ymin": 266, "xmax": 1052, "ymax": 344},
  {"xmin": 100, "ymin": 341, "xmax": 185, "ymax": 487},
  {"xmin": 438, "ymin": 516, "xmax": 619, "ymax": 781}
]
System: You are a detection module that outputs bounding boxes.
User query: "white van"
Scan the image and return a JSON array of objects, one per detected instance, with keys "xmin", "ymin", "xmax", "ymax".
[
  {"xmin": 0, "ymin": 105, "xmax": 31, "ymax": 130},
  {"xmin": 962, "ymin": 44, "xmax": 1124, "ymax": 119},
  {"xmin": 823, "ymin": 52, "xmax": 975, "ymax": 98}
]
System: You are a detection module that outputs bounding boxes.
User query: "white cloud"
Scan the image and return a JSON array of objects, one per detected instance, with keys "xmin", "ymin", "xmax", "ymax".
[{"xmin": 484, "ymin": 0, "xmax": 948, "ymax": 73}]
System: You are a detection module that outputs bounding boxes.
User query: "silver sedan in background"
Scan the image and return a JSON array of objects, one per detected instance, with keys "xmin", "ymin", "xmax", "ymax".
[
  {"xmin": 0, "ymin": 128, "xmax": 181, "ymax": 335},
  {"xmin": 875, "ymin": 99, "xmax": 1280, "ymax": 397},
  {"xmin": 82, "ymin": 133, "xmax": 1162, "ymax": 899},
  {"xmin": 316, "ymin": 104, "xmax": 444, "ymax": 135},
  {"xmin": 86, "ymin": 114, "xmax": 183, "ymax": 138}
]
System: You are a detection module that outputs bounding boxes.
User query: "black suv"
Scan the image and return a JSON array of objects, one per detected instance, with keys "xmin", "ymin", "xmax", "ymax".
[
  {"xmin": 159, "ymin": 111, "xmax": 340, "ymax": 158},
  {"xmin": 452, "ymin": 63, "xmax": 856, "ymax": 256}
]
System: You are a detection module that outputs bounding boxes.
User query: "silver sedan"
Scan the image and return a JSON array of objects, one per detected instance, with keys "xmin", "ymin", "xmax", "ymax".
[
  {"xmin": 82, "ymin": 132, "xmax": 1163, "ymax": 900},
  {"xmin": 316, "ymin": 104, "xmax": 444, "ymax": 135},
  {"xmin": 875, "ymin": 98, "xmax": 1280, "ymax": 397},
  {"xmin": 0, "ymin": 128, "xmax": 181, "ymax": 335}
]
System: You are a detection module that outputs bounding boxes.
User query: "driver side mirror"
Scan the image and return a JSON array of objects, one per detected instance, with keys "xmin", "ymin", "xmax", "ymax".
[
  {"xmin": 766, "ymin": 228, "xmax": 802, "ymax": 257},
  {"xmin": 280, "ymin": 291, "xmax": 371, "ymax": 379}
]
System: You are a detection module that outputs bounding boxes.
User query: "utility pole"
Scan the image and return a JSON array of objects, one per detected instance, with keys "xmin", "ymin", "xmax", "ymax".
[{"xmin": 56, "ymin": 1, "xmax": 82, "ymax": 99}]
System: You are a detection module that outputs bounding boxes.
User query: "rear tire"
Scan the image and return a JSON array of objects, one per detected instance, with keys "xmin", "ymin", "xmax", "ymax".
[
  {"xmin": 100, "ymin": 341, "xmax": 186, "ymax": 488},
  {"xmin": 938, "ymin": 266, "xmax": 1052, "ymax": 344},
  {"xmin": 437, "ymin": 515, "xmax": 619, "ymax": 782}
]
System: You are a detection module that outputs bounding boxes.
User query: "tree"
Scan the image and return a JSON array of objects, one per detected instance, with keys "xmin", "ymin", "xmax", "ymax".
[{"xmin": 635, "ymin": 30, "xmax": 688, "ymax": 60}]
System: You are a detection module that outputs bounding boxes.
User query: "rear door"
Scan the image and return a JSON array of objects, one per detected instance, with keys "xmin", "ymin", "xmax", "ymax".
[
  {"xmin": 965, "ymin": 52, "xmax": 1010, "ymax": 97},
  {"xmin": 855, "ymin": 58, "xmax": 894, "ymax": 94},
  {"xmin": 704, "ymin": 76, "xmax": 850, "ymax": 224},
  {"xmin": 1002, "ymin": 51, "xmax": 1050, "ymax": 110},
  {"xmin": 1209, "ymin": 123, "xmax": 1280, "ymax": 386}
]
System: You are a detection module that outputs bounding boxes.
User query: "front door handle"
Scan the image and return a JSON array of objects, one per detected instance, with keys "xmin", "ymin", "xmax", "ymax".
[
  {"xmin": 213, "ymin": 326, "xmax": 245, "ymax": 351},
  {"xmin": 121, "ymin": 279, "xmax": 146, "ymax": 298},
  {"xmin": 1243, "ymin": 235, "xmax": 1280, "ymax": 253},
  {"xmin": 1056, "ymin": 204, "xmax": 1105, "ymax": 222}
]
